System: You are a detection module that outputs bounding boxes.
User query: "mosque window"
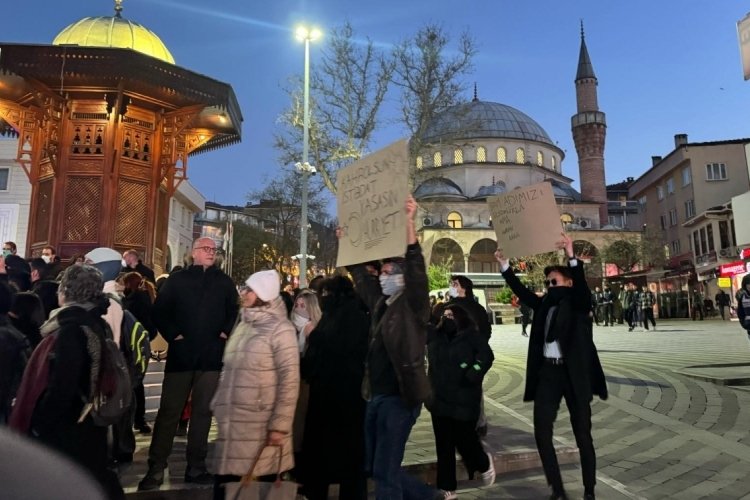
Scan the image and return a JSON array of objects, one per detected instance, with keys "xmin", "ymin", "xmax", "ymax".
[
  {"xmin": 537, "ymin": 151, "xmax": 544, "ymax": 167},
  {"xmin": 433, "ymin": 151, "xmax": 442, "ymax": 167},
  {"xmin": 416, "ymin": 155, "xmax": 423, "ymax": 169},
  {"xmin": 476, "ymin": 146, "xmax": 486, "ymax": 162},
  {"xmin": 447, "ymin": 211, "xmax": 463, "ymax": 229},
  {"xmin": 551, "ymin": 156, "xmax": 557, "ymax": 171},
  {"xmin": 515, "ymin": 148, "xmax": 525, "ymax": 164},
  {"xmin": 454, "ymin": 148, "xmax": 464, "ymax": 164},
  {"xmin": 496, "ymin": 147, "xmax": 506, "ymax": 163}
]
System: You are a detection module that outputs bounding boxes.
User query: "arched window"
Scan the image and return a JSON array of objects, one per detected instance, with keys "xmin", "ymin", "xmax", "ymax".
[
  {"xmin": 453, "ymin": 148, "xmax": 463, "ymax": 164},
  {"xmin": 476, "ymin": 146, "xmax": 486, "ymax": 162},
  {"xmin": 447, "ymin": 211, "xmax": 463, "ymax": 229},
  {"xmin": 496, "ymin": 147, "xmax": 506, "ymax": 163},
  {"xmin": 433, "ymin": 151, "xmax": 442, "ymax": 167},
  {"xmin": 416, "ymin": 155, "xmax": 423, "ymax": 169},
  {"xmin": 537, "ymin": 151, "xmax": 544, "ymax": 167},
  {"xmin": 515, "ymin": 148, "xmax": 525, "ymax": 164},
  {"xmin": 551, "ymin": 155, "xmax": 557, "ymax": 171}
]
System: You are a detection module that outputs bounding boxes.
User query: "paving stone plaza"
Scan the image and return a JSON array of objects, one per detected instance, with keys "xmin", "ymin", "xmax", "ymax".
[{"xmin": 122, "ymin": 317, "xmax": 750, "ymax": 499}]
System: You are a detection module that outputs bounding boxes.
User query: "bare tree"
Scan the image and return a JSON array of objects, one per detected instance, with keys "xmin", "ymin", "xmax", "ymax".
[
  {"xmin": 275, "ymin": 23, "xmax": 394, "ymax": 194},
  {"xmin": 391, "ymin": 24, "xmax": 477, "ymax": 155}
]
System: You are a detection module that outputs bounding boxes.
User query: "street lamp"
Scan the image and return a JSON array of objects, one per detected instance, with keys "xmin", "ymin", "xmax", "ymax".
[{"xmin": 295, "ymin": 25, "xmax": 321, "ymax": 289}]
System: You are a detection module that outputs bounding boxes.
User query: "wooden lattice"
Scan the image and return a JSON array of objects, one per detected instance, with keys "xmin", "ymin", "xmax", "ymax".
[
  {"xmin": 62, "ymin": 177, "xmax": 102, "ymax": 242},
  {"xmin": 33, "ymin": 179, "xmax": 53, "ymax": 244},
  {"xmin": 115, "ymin": 179, "xmax": 148, "ymax": 246}
]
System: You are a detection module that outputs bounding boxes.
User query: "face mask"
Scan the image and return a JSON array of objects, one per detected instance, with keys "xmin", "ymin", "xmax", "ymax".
[
  {"xmin": 447, "ymin": 286, "xmax": 458, "ymax": 298},
  {"xmin": 2, "ymin": 250, "xmax": 10, "ymax": 258},
  {"xmin": 379, "ymin": 273, "xmax": 405, "ymax": 296},
  {"xmin": 41, "ymin": 255, "xmax": 52, "ymax": 264},
  {"xmin": 292, "ymin": 312, "xmax": 310, "ymax": 332},
  {"xmin": 121, "ymin": 259, "xmax": 128, "ymax": 268},
  {"xmin": 440, "ymin": 317, "xmax": 457, "ymax": 335}
]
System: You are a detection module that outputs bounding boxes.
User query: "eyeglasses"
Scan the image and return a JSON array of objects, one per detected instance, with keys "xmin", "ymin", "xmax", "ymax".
[
  {"xmin": 544, "ymin": 278, "xmax": 559, "ymax": 288},
  {"xmin": 194, "ymin": 246, "xmax": 217, "ymax": 254}
]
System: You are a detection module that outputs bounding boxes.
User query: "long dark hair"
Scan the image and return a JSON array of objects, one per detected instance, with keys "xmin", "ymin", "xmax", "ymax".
[{"xmin": 444, "ymin": 303, "xmax": 477, "ymax": 331}]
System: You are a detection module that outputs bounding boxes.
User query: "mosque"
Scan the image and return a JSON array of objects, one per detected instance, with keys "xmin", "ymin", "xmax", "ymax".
[{"xmin": 412, "ymin": 29, "xmax": 627, "ymax": 281}]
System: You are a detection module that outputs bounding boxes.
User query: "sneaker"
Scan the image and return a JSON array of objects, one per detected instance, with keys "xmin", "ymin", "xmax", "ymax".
[
  {"xmin": 479, "ymin": 452, "xmax": 496, "ymax": 486},
  {"xmin": 137, "ymin": 471, "xmax": 164, "ymax": 491},
  {"xmin": 436, "ymin": 491, "xmax": 457, "ymax": 500}
]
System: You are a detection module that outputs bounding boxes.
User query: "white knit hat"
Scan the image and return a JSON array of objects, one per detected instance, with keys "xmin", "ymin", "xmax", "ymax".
[{"xmin": 245, "ymin": 270, "xmax": 281, "ymax": 302}]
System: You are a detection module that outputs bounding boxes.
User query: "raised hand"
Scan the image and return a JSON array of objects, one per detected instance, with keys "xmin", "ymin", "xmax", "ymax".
[
  {"xmin": 556, "ymin": 232, "xmax": 574, "ymax": 258},
  {"xmin": 494, "ymin": 249, "xmax": 509, "ymax": 269}
]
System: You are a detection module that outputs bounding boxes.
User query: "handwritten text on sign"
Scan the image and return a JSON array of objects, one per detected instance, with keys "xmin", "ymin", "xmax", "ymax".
[
  {"xmin": 337, "ymin": 139, "xmax": 409, "ymax": 267},
  {"xmin": 486, "ymin": 181, "xmax": 561, "ymax": 258}
]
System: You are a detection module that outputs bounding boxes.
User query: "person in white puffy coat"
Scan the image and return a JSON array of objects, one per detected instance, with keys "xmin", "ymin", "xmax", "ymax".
[{"xmin": 211, "ymin": 270, "xmax": 300, "ymax": 495}]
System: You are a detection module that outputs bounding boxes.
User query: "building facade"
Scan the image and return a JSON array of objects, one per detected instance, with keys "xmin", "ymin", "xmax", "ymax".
[{"xmin": 0, "ymin": 138, "xmax": 31, "ymax": 256}]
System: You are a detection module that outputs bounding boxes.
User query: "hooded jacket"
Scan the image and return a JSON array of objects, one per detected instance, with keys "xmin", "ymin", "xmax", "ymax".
[{"xmin": 211, "ymin": 298, "xmax": 299, "ymax": 476}]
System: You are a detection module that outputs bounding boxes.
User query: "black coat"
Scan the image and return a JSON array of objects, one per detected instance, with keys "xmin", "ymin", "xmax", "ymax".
[
  {"xmin": 502, "ymin": 261, "xmax": 607, "ymax": 403},
  {"xmin": 31, "ymin": 280, "xmax": 59, "ymax": 319},
  {"xmin": 0, "ymin": 316, "xmax": 30, "ymax": 423},
  {"xmin": 301, "ymin": 294, "xmax": 369, "ymax": 482},
  {"xmin": 122, "ymin": 290, "xmax": 157, "ymax": 341},
  {"xmin": 152, "ymin": 265, "xmax": 238, "ymax": 372},
  {"xmin": 427, "ymin": 324, "xmax": 494, "ymax": 421},
  {"xmin": 121, "ymin": 262, "xmax": 156, "ymax": 284}
]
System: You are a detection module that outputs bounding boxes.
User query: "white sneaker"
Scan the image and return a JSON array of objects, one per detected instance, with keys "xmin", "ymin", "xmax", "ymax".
[
  {"xmin": 479, "ymin": 452, "xmax": 496, "ymax": 486},
  {"xmin": 438, "ymin": 491, "xmax": 458, "ymax": 500}
]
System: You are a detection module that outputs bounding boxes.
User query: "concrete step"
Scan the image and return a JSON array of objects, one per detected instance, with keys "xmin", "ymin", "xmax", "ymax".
[
  {"xmin": 143, "ymin": 371, "xmax": 164, "ymax": 386},
  {"xmin": 145, "ymin": 395, "xmax": 161, "ymax": 412},
  {"xmin": 146, "ymin": 359, "xmax": 166, "ymax": 372},
  {"xmin": 144, "ymin": 383, "xmax": 163, "ymax": 398}
]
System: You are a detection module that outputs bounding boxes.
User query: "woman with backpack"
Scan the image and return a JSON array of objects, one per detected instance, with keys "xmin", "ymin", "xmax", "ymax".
[{"xmin": 13, "ymin": 264, "xmax": 125, "ymax": 499}]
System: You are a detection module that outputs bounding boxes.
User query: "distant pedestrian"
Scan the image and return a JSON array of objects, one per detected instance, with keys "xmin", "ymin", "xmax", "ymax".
[
  {"xmin": 591, "ymin": 287, "xmax": 601, "ymax": 325},
  {"xmin": 8, "ymin": 292, "xmax": 45, "ymax": 349},
  {"xmin": 519, "ymin": 298, "xmax": 533, "ymax": 337},
  {"xmin": 692, "ymin": 289, "xmax": 704, "ymax": 321},
  {"xmin": 600, "ymin": 286, "xmax": 614, "ymax": 326},
  {"xmin": 496, "ymin": 233, "xmax": 607, "ymax": 500},
  {"xmin": 121, "ymin": 249, "xmax": 156, "ymax": 284},
  {"xmin": 639, "ymin": 286, "xmax": 656, "ymax": 331},
  {"xmin": 715, "ymin": 290, "xmax": 731, "ymax": 320}
]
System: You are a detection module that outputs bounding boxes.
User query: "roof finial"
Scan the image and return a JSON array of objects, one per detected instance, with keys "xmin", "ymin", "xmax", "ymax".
[
  {"xmin": 580, "ymin": 19, "xmax": 585, "ymax": 40},
  {"xmin": 472, "ymin": 82, "xmax": 478, "ymax": 102},
  {"xmin": 115, "ymin": 0, "xmax": 123, "ymax": 18}
]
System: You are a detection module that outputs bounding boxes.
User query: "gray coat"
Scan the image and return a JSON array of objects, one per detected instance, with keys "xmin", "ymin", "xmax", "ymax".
[{"xmin": 211, "ymin": 298, "xmax": 300, "ymax": 477}]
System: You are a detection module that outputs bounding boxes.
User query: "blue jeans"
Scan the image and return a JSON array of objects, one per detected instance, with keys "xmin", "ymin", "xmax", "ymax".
[{"xmin": 365, "ymin": 394, "xmax": 437, "ymax": 500}]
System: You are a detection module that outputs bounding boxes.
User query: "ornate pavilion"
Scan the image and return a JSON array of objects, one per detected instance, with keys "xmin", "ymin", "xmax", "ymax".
[{"xmin": 0, "ymin": 1, "xmax": 242, "ymax": 273}]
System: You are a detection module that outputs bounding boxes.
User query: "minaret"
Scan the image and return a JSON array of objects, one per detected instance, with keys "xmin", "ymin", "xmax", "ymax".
[{"xmin": 571, "ymin": 22, "xmax": 608, "ymax": 227}]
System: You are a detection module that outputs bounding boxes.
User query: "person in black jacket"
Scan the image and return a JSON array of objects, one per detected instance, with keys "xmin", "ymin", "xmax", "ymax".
[
  {"xmin": 495, "ymin": 233, "xmax": 607, "ymax": 500},
  {"xmin": 427, "ymin": 303, "xmax": 495, "ymax": 498},
  {"xmin": 447, "ymin": 275, "xmax": 491, "ymax": 340},
  {"xmin": 121, "ymin": 249, "xmax": 156, "ymax": 284},
  {"xmin": 138, "ymin": 238, "xmax": 239, "ymax": 491},
  {"xmin": 0, "ymin": 281, "xmax": 30, "ymax": 424},
  {"xmin": 9, "ymin": 292, "xmax": 45, "ymax": 349},
  {"xmin": 301, "ymin": 275, "xmax": 370, "ymax": 500}
]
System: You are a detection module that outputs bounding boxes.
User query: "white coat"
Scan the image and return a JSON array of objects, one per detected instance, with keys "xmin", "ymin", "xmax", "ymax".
[{"xmin": 211, "ymin": 297, "xmax": 300, "ymax": 477}]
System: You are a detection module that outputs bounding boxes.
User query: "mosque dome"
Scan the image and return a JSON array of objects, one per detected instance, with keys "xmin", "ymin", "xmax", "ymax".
[
  {"xmin": 414, "ymin": 177, "xmax": 467, "ymax": 201},
  {"xmin": 474, "ymin": 181, "xmax": 507, "ymax": 200},
  {"xmin": 419, "ymin": 99, "xmax": 554, "ymax": 146},
  {"xmin": 52, "ymin": 3, "xmax": 175, "ymax": 64},
  {"xmin": 550, "ymin": 179, "xmax": 581, "ymax": 202}
]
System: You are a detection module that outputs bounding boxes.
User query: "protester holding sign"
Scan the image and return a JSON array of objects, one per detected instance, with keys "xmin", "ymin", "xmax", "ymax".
[
  {"xmin": 494, "ymin": 233, "xmax": 607, "ymax": 500},
  {"xmin": 343, "ymin": 195, "xmax": 441, "ymax": 500}
]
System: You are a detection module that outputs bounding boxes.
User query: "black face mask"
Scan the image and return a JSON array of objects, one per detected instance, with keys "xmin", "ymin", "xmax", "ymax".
[
  {"xmin": 439, "ymin": 318, "xmax": 457, "ymax": 335},
  {"xmin": 544, "ymin": 286, "xmax": 572, "ymax": 303}
]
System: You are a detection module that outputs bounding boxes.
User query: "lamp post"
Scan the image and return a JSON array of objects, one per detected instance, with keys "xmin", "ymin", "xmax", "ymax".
[{"xmin": 295, "ymin": 25, "xmax": 321, "ymax": 289}]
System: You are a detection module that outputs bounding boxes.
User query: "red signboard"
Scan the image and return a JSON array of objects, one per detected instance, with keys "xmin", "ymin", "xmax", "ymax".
[
  {"xmin": 741, "ymin": 248, "xmax": 750, "ymax": 260},
  {"xmin": 720, "ymin": 261, "xmax": 747, "ymax": 277}
]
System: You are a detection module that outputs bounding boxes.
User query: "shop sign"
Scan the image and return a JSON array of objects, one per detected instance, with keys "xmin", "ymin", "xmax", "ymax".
[
  {"xmin": 742, "ymin": 247, "xmax": 750, "ymax": 260},
  {"xmin": 720, "ymin": 261, "xmax": 746, "ymax": 276},
  {"xmin": 718, "ymin": 277, "xmax": 732, "ymax": 288}
]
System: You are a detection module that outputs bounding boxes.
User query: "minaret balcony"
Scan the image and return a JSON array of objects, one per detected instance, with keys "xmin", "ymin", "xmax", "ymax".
[{"xmin": 571, "ymin": 111, "xmax": 606, "ymax": 127}]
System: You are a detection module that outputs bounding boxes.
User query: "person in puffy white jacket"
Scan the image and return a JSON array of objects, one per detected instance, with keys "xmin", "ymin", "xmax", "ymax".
[{"xmin": 211, "ymin": 270, "xmax": 300, "ymax": 495}]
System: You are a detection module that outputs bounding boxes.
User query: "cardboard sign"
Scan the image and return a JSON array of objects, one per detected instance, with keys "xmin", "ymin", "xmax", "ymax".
[
  {"xmin": 486, "ymin": 181, "xmax": 561, "ymax": 258},
  {"xmin": 717, "ymin": 277, "xmax": 731, "ymax": 288},
  {"xmin": 336, "ymin": 139, "xmax": 409, "ymax": 267}
]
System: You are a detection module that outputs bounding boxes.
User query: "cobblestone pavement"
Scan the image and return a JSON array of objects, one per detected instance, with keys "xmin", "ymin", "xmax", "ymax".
[{"xmin": 123, "ymin": 318, "xmax": 750, "ymax": 499}]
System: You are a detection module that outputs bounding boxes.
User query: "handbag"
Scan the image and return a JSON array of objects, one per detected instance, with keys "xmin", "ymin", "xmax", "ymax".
[{"xmin": 225, "ymin": 445, "xmax": 298, "ymax": 500}]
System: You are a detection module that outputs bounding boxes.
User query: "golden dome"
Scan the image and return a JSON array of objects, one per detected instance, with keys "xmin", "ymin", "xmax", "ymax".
[{"xmin": 52, "ymin": 6, "xmax": 175, "ymax": 64}]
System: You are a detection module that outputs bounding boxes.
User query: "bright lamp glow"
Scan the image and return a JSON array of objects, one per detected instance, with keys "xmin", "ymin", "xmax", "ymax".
[{"xmin": 295, "ymin": 25, "xmax": 322, "ymax": 41}]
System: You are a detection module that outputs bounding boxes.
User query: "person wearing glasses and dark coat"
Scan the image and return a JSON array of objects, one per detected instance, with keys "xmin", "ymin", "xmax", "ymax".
[
  {"xmin": 138, "ymin": 237, "xmax": 239, "ymax": 491},
  {"xmin": 495, "ymin": 233, "xmax": 607, "ymax": 500}
]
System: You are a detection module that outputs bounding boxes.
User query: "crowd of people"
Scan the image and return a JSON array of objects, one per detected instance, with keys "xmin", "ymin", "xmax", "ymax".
[{"xmin": 30, "ymin": 191, "xmax": 750, "ymax": 500}]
